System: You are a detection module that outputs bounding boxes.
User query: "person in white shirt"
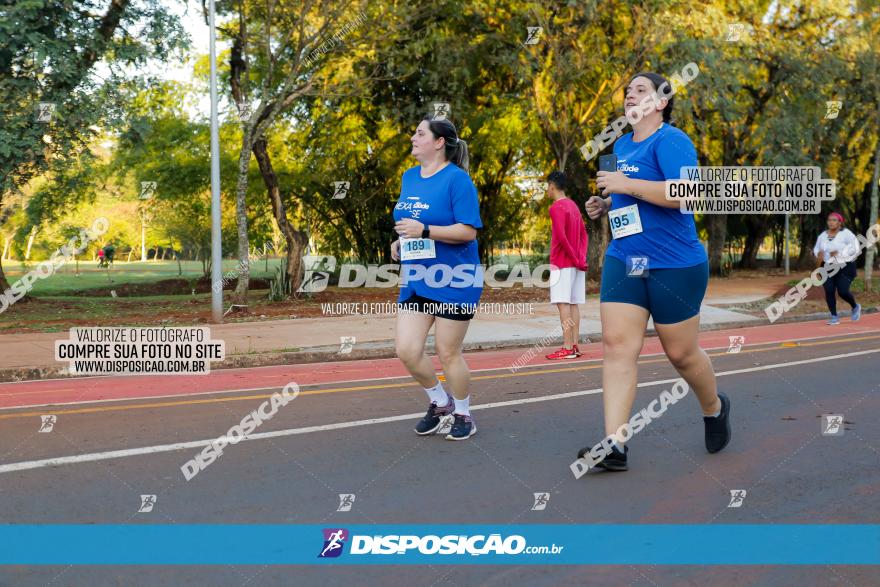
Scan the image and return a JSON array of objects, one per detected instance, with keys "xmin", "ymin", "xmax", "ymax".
[{"xmin": 813, "ymin": 212, "xmax": 861, "ymax": 325}]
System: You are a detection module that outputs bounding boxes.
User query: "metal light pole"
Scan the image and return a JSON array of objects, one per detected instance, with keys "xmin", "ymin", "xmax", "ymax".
[
  {"xmin": 209, "ymin": 0, "xmax": 223, "ymax": 323},
  {"xmin": 781, "ymin": 143, "xmax": 791, "ymax": 276}
]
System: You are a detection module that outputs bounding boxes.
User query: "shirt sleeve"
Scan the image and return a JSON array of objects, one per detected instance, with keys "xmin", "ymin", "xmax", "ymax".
[
  {"xmin": 450, "ymin": 171, "xmax": 483, "ymax": 229},
  {"xmin": 655, "ymin": 130, "xmax": 698, "ymax": 180},
  {"xmin": 841, "ymin": 230, "xmax": 860, "ymax": 258},
  {"xmin": 813, "ymin": 233, "xmax": 824, "ymax": 256},
  {"xmin": 392, "ymin": 171, "xmax": 408, "ymax": 223},
  {"xmin": 550, "ymin": 204, "xmax": 580, "ymax": 266}
]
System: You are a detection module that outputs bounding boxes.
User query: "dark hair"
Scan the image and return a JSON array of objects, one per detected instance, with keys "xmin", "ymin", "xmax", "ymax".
[
  {"xmin": 626, "ymin": 71, "xmax": 674, "ymax": 124},
  {"xmin": 546, "ymin": 171, "xmax": 568, "ymax": 192},
  {"xmin": 421, "ymin": 115, "xmax": 469, "ymax": 172}
]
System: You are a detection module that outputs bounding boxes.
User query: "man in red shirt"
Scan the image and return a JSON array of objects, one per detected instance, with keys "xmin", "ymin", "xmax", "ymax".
[{"xmin": 544, "ymin": 171, "xmax": 589, "ymax": 359}]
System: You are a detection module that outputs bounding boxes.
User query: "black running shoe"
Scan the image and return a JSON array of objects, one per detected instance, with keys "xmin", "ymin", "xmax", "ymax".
[
  {"xmin": 445, "ymin": 413, "xmax": 477, "ymax": 440},
  {"xmin": 704, "ymin": 392, "xmax": 731, "ymax": 454},
  {"xmin": 414, "ymin": 397, "xmax": 454, "ymax": 435},
  {"xmin": 576, "ymin": 444, "xmax": 628, "ymax": 471}
]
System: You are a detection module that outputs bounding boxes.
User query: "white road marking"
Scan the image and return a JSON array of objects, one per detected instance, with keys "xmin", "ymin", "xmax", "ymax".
[{"xmin": 0, "ymin": 348, "xmax": 877, "ymax": 475}]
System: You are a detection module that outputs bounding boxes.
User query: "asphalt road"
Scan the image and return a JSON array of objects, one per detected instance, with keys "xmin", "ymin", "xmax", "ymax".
[{"xmin": 0, "ymin": 320, "xmax": 878, "ymax": 586}]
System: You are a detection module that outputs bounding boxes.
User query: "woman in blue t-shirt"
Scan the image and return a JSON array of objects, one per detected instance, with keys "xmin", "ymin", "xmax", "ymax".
[
  {"xmin": 579, "ymin": 72, "xmax": 731, "ymax": 471},
  {"xmin": 391, "ymin": 116, "xmax": 483, "ymax": 440}
]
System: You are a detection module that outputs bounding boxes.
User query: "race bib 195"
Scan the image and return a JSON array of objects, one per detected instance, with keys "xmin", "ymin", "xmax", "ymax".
[{"xmin": 608, "ymin": 204, "xmax": 643, "ymax": 239}]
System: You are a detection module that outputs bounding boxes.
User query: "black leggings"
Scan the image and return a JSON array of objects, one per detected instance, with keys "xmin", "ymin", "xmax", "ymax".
[{"xmin": 823, "ymin": 261, "xmax": 858, "ymax": 315}]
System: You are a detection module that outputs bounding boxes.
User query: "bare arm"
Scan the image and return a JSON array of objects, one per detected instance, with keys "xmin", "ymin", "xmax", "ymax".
[
  {"xmin": 426, "ymin": 223, "xmax": 477, "ymax": 244},
  {"xmin": 813, "ymin": 234, "xmax": 825, "ymax": 267},
  {"xmin": 596, "ymin": 171, "xmax": 681, "ymax": 209},
  {"xmin": 626, "ymin": 178, "xmax": 683, "ymax": 209}
]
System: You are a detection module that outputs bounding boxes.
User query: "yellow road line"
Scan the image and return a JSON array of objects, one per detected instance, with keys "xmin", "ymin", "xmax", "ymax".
[{"xmin": 1, "ymin": 333, "xmax": 878, "ymax": 421}]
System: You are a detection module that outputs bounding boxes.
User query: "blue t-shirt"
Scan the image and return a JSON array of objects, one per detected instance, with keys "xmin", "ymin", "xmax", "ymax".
[
  {"xmin": 393, "ymin": 164, "xmax": 483, "ymax": 305},
  {"xmin": 606, "ymin": 124, "xmax": 707, "ymax": 269}
]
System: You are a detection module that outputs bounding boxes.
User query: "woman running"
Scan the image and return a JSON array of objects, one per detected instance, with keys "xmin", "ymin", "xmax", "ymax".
[
  {"xmin": 579, "ymin": 71, "xmax": 731, "ymax": 471},
  {"xmin": 391, "ymin": 115, "xmax": 482, "ymax": 440},
  {"xmin": 813, "ymin": 212, "xmax": 861, "ymax": 325}
]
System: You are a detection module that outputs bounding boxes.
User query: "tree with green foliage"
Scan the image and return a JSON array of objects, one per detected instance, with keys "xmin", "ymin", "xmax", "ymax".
[
  {"xmin": 0, "ymin": 0, "xmax": 187, "ymax": 292},
  {"xmin": 206, "ymin": 0, "xmax": 373, "ymax": 301}
]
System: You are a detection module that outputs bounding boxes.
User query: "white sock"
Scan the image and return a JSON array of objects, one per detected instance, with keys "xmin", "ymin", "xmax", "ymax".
[
  {"xmin": 705, "ymin": 396, "xmax": 722, "ymax": 418},
  {"xmin": 613, "ymin": 440, "xmax": 625, "ymax": 453},
  {"xmin": 453, "ymin": 395, "xmax": 471, "ymax": 416},
  {"xmin": 424, "ymin": 381, "xmax": 449, "ymax": 406}
]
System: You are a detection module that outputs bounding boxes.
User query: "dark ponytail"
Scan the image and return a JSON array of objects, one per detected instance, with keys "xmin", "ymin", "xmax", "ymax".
[
  {"xmin": 626, "ymin": 71, "xmax": 675, "ymax": 124},
  {"xmin": 422, "ymin": 115, "xmax": 469, "ymax": 172}
]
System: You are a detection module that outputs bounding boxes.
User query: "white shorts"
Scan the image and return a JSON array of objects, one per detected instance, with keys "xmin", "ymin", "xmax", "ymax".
[{"xmin": 549, "ymin": 267, "xmax": 586, "ymax": 304}]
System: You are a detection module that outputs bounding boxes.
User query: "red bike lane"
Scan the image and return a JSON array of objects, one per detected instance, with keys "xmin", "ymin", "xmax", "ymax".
[{"xmin": 0, "ymin": 314, "xmax": 876, "ymax": 409}]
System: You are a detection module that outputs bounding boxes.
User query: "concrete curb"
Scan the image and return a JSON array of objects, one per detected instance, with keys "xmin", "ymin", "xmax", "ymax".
[{"xmin": 1, "ymin": 309, "xmax": 871, "ymax": 383}]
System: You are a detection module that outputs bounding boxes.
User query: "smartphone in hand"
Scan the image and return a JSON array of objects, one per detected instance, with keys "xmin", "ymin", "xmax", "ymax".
[{"xmin": 599, "ymin": 154, "xmax": 618, "ymax": 173}]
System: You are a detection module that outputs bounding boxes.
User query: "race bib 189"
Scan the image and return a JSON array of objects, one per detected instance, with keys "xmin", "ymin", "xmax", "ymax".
[
  {"xmin": 608, "ymin": 204, "xmax": 643, "ymax": 239},
  {"xmin": 400, "ymin": 238, "xmax": 436, "ymax": 261}
]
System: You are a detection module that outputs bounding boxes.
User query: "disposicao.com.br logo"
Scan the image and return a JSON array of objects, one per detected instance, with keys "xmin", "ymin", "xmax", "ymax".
[
  {"xmin": 299, "ymin": 255, "xmax": 559, "ymax": 292},
  {"xmin": 318, "ymin": 529, "xmax": 564, "ymax": 558}
]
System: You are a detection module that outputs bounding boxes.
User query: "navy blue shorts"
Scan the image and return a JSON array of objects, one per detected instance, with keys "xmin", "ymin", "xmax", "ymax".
[
  {"xmin": 599, "ymin": 255, "xmax": 708, "ymax": 324},
  {"xmin": 398, "ymin": 293, "xmax": 476, "ymax": 321}
]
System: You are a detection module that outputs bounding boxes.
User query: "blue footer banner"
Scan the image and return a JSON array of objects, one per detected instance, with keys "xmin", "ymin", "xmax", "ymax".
[{"xmin": 2, "ymin": 525, "xmax": 878, "ymax": 565}]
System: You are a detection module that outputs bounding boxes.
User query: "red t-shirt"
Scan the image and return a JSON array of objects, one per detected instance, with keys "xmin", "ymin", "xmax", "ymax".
[{"xmin": 549, "ymin": 198, "xmax": 588, "ymax": 271}]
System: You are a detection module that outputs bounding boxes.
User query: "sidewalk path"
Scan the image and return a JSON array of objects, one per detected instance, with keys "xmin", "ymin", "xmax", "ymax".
[{"xmin": 0, "ymin": 275, "xmax": 797, "ymax": 380}]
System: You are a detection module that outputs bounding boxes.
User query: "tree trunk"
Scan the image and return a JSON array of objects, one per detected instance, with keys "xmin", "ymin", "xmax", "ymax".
[
  {"xmin": 25, "ymin": 227, "xmax": 37, "ymax": 260},
  {"xmin": 0, "ymin": 258, "xmax": 11, "ymax": 293},
  {"xmin": 738, "ymin": 216, "xmax": 771, "ymax": 269},
  {"xmin": 252, "ymin": 138, "xmax": 309, "ymax": 294},
  {"xmin": 796, "ymin": 215, "xmax": 818, "ymax": 270},
  {"xmin": 172, "ymin": 244, "xmax": 182, "ymax": 276},
  {"xmin": 232, "ymin": 141, "xmax": 252, "ymax": 304},
  {"xmin": 706, "ymin": 132, "xmax": 739, "ymax": 276},
  {"xmin": 0, "ymin": 254, "xmax": 31, "ymax": 305},
  {"xmin": 197, "ymin": 244, "xmax": 206, "ymax": 276},
  {"xmin": 864, "ymin": 130, "xmax": 880, "ymax": 290},
  {"xmin": 706, "ymin": 215, "xmax": 727, "ymax": 275},
  {"xmin": 587, "ymin": 216, "xmax": 608, "ymax": 284},
  {"xmin": 773, "ymin": 224, "xmax": 783, "ymax": 268}
]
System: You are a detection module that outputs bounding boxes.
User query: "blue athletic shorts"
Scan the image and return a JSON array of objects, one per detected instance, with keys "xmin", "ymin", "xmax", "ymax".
[
  {"xmin": 398, "ymin": 293, "xmax": 475, "ymax": 321},
  {"xmin": 599, "ymin": 255, "xmax": 708, "ymax": 324}
]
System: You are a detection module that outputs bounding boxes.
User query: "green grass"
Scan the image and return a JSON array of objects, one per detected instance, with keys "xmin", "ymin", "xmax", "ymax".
[
  {"xmin": 851, "ymin": 277, "xmax": 880, "ymax": 293},
  {"xmin": 3, "ymin": 259, "xmax": 282, "ymax": 296},
  {"xmin": 0, "ymin": 290, "xmax": 276, "ymax": 333},
  {"xmin": 0, "ymin": 257, "xmax": 286, "ymax": 331}
]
